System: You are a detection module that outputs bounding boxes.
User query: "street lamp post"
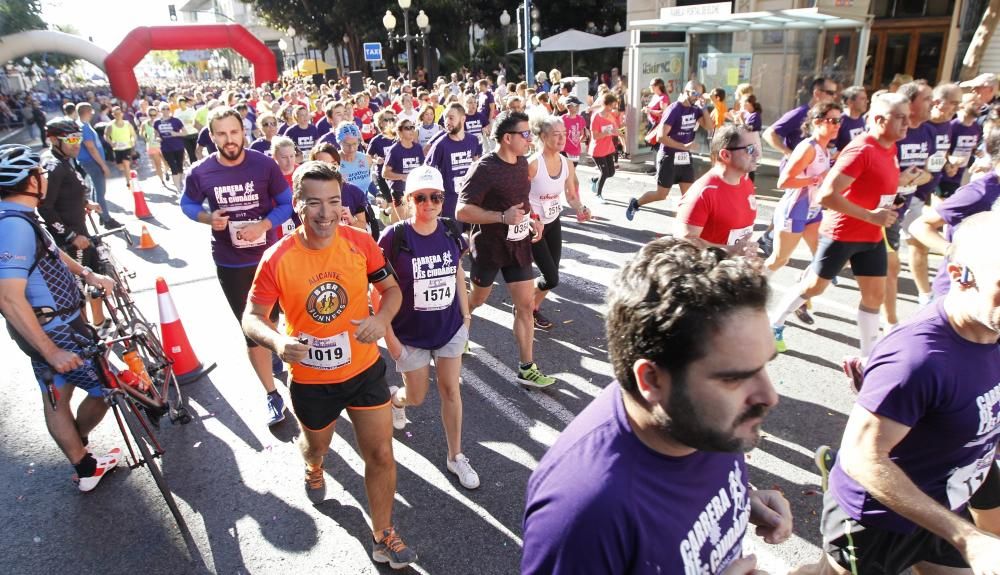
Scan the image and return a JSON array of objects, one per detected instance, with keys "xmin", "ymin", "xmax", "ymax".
[
  {"xmin": 500, "ymin": 10, "xmax": 511, "ymax": 71},
  {"xmin": 278, "ymin": 39, "xmax": 289, "ymax": 74},
  {"xmin": 382, "ymin": 0, "xmax": 429, "ymax": 78},
  {"xmin": 287, "ymin": 26, "xmax": 298, "ymax": 76}
]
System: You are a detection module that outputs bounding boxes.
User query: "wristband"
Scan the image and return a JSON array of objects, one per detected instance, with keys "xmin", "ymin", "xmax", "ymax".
[
  {"xmin": 79, "ymin": 266, "xmax": 93, "ymax": 280},
  {"xmin": 500, "ymin": 211, "xmax": 505, "ymax": 224}
]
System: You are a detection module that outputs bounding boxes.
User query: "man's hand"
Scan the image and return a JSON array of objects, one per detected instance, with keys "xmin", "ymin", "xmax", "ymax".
[
  {"xmin": 961, "ymin": 530, "xmax": 1000, "ymax": 575},
  {"xmin": 85, "ymin": 202, "xmax": 102, "ymax": 214},
  {"xmin": 71, "ymin": 235, "xmax": 91, "ymax": 250},
  {"xmin": 83, "ymin": 272, "xmax": 116, "ymax": 294},
  {"xmin": 351, "ymin": 316, "xmax": 388, "ymax": 343},
  {"xmin": 502, "ymin": 203, "xmax": 526, "ymax": 225},
  {"xmin": 749, "ymin": 489, "xmax": 793, "ymax": 544},
  {"xmin": 684, "ymin": 140, "xmax": 697, "ymax": 151},
  {"xmin": 44, "ymin": 348, "xmax": 83, "ymax": 374},
  {"xmin": 210, "ymin": 209, "xmax": 230, "ymax": 231},
  {"xmin": 276, "ymin": 336, "xmax": 309, "ymax": 363},
  {"xmin": 530, "ymin": 219, "xmax": 545, "ymax": 243},
  {"xmin": 236, "ymin": 220, "xmax": 269, "ymax": 243},
  {"xmin": 720, "ymin": 554, "xmax": 765, "ymax": 575},
  {"xmin": 868, "ymin": 208, "xmax": 899, "ymax": 228}
]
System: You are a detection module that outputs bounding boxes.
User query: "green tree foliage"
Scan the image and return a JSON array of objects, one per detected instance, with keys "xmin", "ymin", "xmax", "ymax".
[{"xmin": 0, "ymin": 0, "xmax": 46, "ymax": 36}]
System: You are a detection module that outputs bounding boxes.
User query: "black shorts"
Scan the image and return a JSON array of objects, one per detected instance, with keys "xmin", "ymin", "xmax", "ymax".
[
  {"xmin": 812, "ymin": 235, "xmax": 887, "ymax": 280},
  {"xmin": 163, "ymin": 149, "xmax": 185, "ymax": 175},
  {"xmin": 970, "ymin": 461, "xmax": 1000, "ymax": 511},
  {"xmin": 656, "ymin": 152, "xmax": 695, "ymax": 189},
  {"xmin": 216, "ymin": 264, "xmax": 258, "ymax": 347},
  {"xmin": 821, "ymin": 490, "xmax": 968, "ymax": 572},
  {"xmin": 470, "ymin": 256, "xmax": 534, "ymax": 288},
  {"xmin": 113, "ymin": 149, "xmax": 134, "ymax": 164},
  {"xmin": 289, "ymin": 357, "xmax": 390, "ymax": 431}
]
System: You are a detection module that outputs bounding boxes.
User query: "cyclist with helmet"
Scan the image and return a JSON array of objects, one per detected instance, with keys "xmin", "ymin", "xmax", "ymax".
[
  {"xmin": 40, "ymin": 117, "xmax": 115, "ymax": 331},
  {"xmin": 0, "ymin": 144, "xmax": 120, "ymax": 492}
]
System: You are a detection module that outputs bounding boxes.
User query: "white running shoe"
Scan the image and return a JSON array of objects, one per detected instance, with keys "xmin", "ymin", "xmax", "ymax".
[
  {"xmin": 447, "ymin": 453, "xmax": 480, "ymax": 489},
  {"xmin": 76, "ymin": 448, "xmax": 122, "ymax": 493},
  {"xmin": 388, "ymin": 386, "xmax": 407, "ymax": 431}
]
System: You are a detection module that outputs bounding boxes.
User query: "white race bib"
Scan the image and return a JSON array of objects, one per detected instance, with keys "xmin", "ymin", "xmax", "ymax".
[
  {"xmin": 507, "ymin": 216, "xmax": 531, "ymax": 241},
  {"xmin": 878, "ymin": 194, "xmax": 897, "ymax": 208},
  {"xmin": 950, "ymin": 154, "xmax": 971, "ymax": 168},
  {"xmin": 413, "ymin": 275, "xmax": 456, "ymax": 311},
  {"xmin": 726, "ymin": 225, "xmax": 754, "ymax": 246},
  {"xmin": 896, "ymin": 185, "xmax": 917, "ymax": 196},
  {"xmin": 281, "ymin": 219, "xmax": 296, "ymax": 236},
  {"xmin": 299, "ymin": 331, "xmax": 352, "ymax": 370},
  {"xmin": 926, "ymin": 152, "xmax": 947, "ymax": 173},
  {"xmin": 602, "ymin": 125, "xmax": 613, "ymax": 135},
  {"xmin": 228, "ymin": 220, "xmax": 266, "ymax": 248},
  {"xmin": 946, "ymin": 450, "xmax": 996, "ymax": 509},
  {"xmin": 541, "ymin": 198, "xmax": 562, "ymax": 222},
  {"xmin": 674, "ymin": 151, "xmax": 691, "ymax": 165},
  {"xmin": 453, "ymin": 176, "xmax": 465, "ymax": 193}
]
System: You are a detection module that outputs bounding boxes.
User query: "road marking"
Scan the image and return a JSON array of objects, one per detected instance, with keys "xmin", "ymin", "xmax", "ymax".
[{"xmin": 461, "ymin": 369, "xmax": 561, "ymax": 447}]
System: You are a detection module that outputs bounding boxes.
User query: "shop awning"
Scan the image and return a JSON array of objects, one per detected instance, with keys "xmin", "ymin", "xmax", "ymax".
[{"xmin": 630, "ymin": 7, "xmax": 868, "ymax": 33}]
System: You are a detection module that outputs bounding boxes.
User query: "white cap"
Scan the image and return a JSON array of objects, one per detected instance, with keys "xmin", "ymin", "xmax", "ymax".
[
  {"xmin": 404, "ymin": 165, "xmax": 445, "ymax": 194},
  {"xmin": 960, "ymin": 73, "xmax": 998, "ymax": 88}
]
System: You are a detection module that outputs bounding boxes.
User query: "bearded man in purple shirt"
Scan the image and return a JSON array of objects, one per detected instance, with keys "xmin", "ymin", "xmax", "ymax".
[{"xmin": 522, "ymin": 238, "xmax": 792, "ymax": 574}]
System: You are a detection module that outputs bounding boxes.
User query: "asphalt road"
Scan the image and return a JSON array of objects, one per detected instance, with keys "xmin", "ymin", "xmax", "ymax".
[{"xmin": 0, "ymin": 136, "xmax": 927, "ymax": 574}]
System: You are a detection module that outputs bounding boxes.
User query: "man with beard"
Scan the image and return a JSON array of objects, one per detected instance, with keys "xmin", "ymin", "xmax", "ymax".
[
  {"xmin": 793, "ymin": 211, "xmax": 1000, "ymax": 575},
  {"xmin": 425, "ymin": 102, "xmax": 482, "ymax": 220},
  {"xmin": 521, "ymin": 238, "xmax": 792, "ymax": 574},
  {"xmin": 180, "ymin": 107, "xmax": 294, "ymax": 427}
]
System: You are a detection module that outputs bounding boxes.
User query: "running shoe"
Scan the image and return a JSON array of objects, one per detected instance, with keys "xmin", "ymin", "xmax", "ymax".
[
  {"xmin": 793, "ymin": 303, "xmax": 815, "ymax": 325},
  {"xmin": 918, "ymin": 292, "xmax": 933, "ymax": 307},
  {"xmin": 589, "ymin": 177, "xmax": 598, "ymax": 195},
  {"xmin": 447, "ymin": 453, "xmax": 480, "ymax": 489},
  {"xmin": 76, "ymin": 448, "xmax": 121, "ymax": 493},
  {"xmin": 625, "ymin": 198, "xmax": 639, "ymax": 221},
  {"xmin": 533, "ymin": 310, "xmax": 554, "ymax": 330},
  {"xmin": 101, "ymin": 217, "xmax": 123, "ymax": 229},
  {"xmin": 266, "ymin": 392, "xmax": 286, "ymax": 427},
  {"xmin": 304, "ymin": 465, "xmax": 326, "ymax": 503},
  {"xmin": 842, "ymin": 356, "xmax": 865, "ymax": 394},
  {"xmin": 756, "ymin": 231, "xmax": 773, "ymax": 258},
  {"xmin": 814, "ymin": 445, "xmax": 836, "ymax": 492},
  {"xmin": 372, "ymin": 527, "xmax": 418, "ymax": 569},
  {"xmin": 773, "ymin": 326, "xmax": 787, "ymax": 353},
  {"xmin": 518, "ymin": 363, "xmax": 557, "ymax": 388},
  {"xmin": 388, "ymin": 386, "xmax": 407, "ymax": 430}
]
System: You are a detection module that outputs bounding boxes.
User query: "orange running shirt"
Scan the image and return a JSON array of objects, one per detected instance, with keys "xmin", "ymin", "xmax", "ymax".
[{"xmin": 249, "ymin": 225, "xmax": 387, "ymax": 384}]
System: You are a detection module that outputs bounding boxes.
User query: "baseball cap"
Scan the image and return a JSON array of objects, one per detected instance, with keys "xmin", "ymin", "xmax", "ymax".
[
  {"xmin": 405, "ymin": 165, "xmax": 445, "ymax": 194},
  {"xmin": 960, "ymin": 73, "xmax": 998, "ymax": 88},
  {"xmin": 565, "ymin": 96, "xmax": 582, "ymax": 106}
]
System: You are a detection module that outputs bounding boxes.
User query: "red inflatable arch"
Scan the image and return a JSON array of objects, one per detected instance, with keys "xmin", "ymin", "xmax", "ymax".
[{"xmin": 104, "ymin": 24, "xmax": 278, "ymax": 103}]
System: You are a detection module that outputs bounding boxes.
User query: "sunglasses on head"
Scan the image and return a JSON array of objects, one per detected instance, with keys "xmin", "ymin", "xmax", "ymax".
[{"xmin": 414, "ymin": 192, "xmax": 444, "ymax": 204}]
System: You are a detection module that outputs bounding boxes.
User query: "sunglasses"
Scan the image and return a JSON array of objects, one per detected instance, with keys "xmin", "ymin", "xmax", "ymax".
[
  {"xmin": 399, "ymin": 125, "xmax": 416, "ymax": 131},
  {"xmin": 506, "ymin": 130, "xmax": 532, "ymax": 139},
  {"xmin": 821, "ymin": 117, "xmax": 842, "ymax": 125},
  {"xmin": 414, "ymin": 193, "xmax": 444, "ymax": 204},
  {"xmin": 58, "ymin": 135, "xmax": 83, "ymax": 145},
  {"xmin": 261, "ymin": 121, "xmax": 277, "ymax": 127},
  {"xmin": 725, "ymin": 143, "xmax": 756, "ymax": 155}
]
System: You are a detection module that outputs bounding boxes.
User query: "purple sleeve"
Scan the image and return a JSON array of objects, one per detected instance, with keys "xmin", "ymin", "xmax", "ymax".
[
  {"xmin": 936, "ymin": 182, "xmax": 992, "ymax": 227},
  {"xmin": 426, "ymin": 137, "xmax": 444, "ymax": 168},
  {"xmin": 857, "ymin": 339, "xmax": 941, "ymax": 428},
  {"xmin": 748, "ymin": 112, "xmax": 762, "ymax": 132},
  {"xmin": 661, "ymin": 103, "xmax": 682, "ymax": 129},
  {"xmin": 771, "ymin": 106, "xmax": 802, "ymax": 139},
  {"xmin": 386, "ymin": 144, "xmax": 402, "ymax": 171}
]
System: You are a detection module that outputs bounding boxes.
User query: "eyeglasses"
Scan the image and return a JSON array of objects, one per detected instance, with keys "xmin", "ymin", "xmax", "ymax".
[
  {"xmin": 261, "ymin": 121, "xmax": 277, "ymax": 127},
  {"xmin": 821, "ymin": 117, "xmax": 842, "ymax": 125},
  {"xmin": 414, "ymin": 193, "xmax": 444, "ymax": 204},
  {"xmin": 725, "ymin": 143, "xmax": 756, "ymax": 155},
  {"xmin": 399, "ymin": 125, "xmax": 416, "ymax": 131},
  {"xmin": 58, "ymin": 135, "xmax": 83, "ymax": 145},
  {"xmin": 506, "ymin": 130, "xmax": 532, "ymax": 139}
]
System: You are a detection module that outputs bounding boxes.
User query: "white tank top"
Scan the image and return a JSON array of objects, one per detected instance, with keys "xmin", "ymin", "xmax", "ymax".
[
  {"xmin": 529, "ymin": 153, "xmax": 568, "ymax": 224},
  {"xmin": 784, "ymin": 138, "xmax": 830, "ymax": 205}
]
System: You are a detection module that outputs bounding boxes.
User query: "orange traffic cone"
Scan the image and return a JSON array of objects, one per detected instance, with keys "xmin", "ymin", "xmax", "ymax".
[
  {"xmin": 138, "ymin": 225, "xmax": 158, "ymax": 249},
  {"xmin": 132, "ymin": 174, "xmax": 153, "ymax": 220},
  {"xmin": 156, "ymin": 277, "xmax": 216, "ymax": 385}
]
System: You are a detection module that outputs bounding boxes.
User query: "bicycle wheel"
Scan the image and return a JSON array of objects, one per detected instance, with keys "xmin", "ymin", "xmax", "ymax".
[
  {"xmin": 129, "ymin": 319, "xmax": 191, "ymax": 424},
  {"xmin": 118, "ymin": 396, "xmax": 187, "ymax": 531}
]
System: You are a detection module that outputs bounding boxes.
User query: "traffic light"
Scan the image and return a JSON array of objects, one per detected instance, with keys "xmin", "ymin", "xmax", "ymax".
[{"xmin": 168, "ymin": 4, "xmax": 177, "ymax": 21}]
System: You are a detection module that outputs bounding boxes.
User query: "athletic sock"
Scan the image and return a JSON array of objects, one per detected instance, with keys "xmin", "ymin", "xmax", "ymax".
[
  {"xmin": 857, "ymin": 308, "xmax": 881, "ymax": 359},
  {"xmin": 770, "ymin": 293, "xmax": 806, "ymax": 328},
  {"xmin": 74, "ymin": 452, "xmax": 97, "ymax": 478},
  {"xmin": 520, "ymin": 362, "xmax": 533, "ymax": 371}
]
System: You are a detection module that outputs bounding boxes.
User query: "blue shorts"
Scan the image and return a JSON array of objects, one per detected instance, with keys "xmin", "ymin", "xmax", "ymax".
[
  {"xmin": 27, "ymin": 318, "xmax": 104, "ymax": 398},
  {"xmin": 774, "ymin": 189, "xmax": 822, "ymax": 234}
]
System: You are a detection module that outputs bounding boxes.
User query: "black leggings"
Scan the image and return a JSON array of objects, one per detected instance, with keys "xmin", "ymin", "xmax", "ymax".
[
  {"xmin": 593, "ymin": 154, "xmax": 616, "ymax": 196},
  {"xmin": 531, "ymin": 217, "xmax": 562, "ymax": 292},
  {"xmin": 183, "ymin": 134, "xmax": 198, "ymax": 164}
]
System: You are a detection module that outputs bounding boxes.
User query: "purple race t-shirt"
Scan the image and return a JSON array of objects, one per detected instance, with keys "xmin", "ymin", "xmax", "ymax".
[
  {"xmin": 368, "ymin": 134, "xmax": 395, "ymax": 163},
  {"xmin": 181, "ymin": 150, "xmax": 290, "ymax": 267},
  {"xmin": 249, "ymin": 137, "xmax": 272, "ymax": 154},
  {"xmin": 834, "ymin": 114, "xmax": 867, "ymax": 157},
  {"xmin": 941, "ymin": 120, "xmax": 983, "ymax": 186},
  {"xmin": 657, "ymin": 101, "xmax": 703, "ymax": 158},
  {"xmin": 340, "ymin": 182, "xmax": 368, "ymax": 218},
  {"xmin": 464, "ymin": 111, "xmax": 486, "ymax": 137},
  {"xmin": 153, "ymin": 117, "xmax": 185, "ymax": 152},
  {"xmin": 829, "ymin": 298, "xmax": 1000, "ymax": 533},
  {"xmin": 923, "ymin": 120, "xmax": 952, "ymax": 195},
  {"xmin": 522, "ymin": 383, "xmax": 751, "ymax": 574},
  {"xmin": 385, "ymin": 141, "xmax": 425, "ymax": 195},
  {"xmin": 896, "ymin": 122, "xmax": 938, "ymax": 202},
  {"xmin": 931, "ymin": 172, "xmax": 1000, "ymax": 296},
  {"xmin": 477, "ymin": 90, "xmax": 495, "ymax": 116},
  {"xmin": 425, "ymin": 133, "xmax": 482, "ymax": 219},
  {"xmin": 316, "ymin": 130, "xmax": 340, "ymax": 149},
  {"xmin": 284, "ymin": 124, "xmax": 319, "ymax": 152},
  {"xmin": 315, "ymin": 116, "xmax": 331, "ymax": 137},
  {"xmin": 771, "ymin": 104, "xmax": 809, "ymax": 151},
  {"xmin": 378, "ymin": 219, "xmax": 467, "ymax": 350},
  {"xmin": 197, "ymin": 126, "xmax": 217, "ymax": 154}
]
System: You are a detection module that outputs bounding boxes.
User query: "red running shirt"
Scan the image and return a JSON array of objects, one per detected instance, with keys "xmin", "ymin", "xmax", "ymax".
[
  {"xmin": 677, "ymin": 172, "xmax": 757, "ymax": 246},
  {"xmin": 820, "ymin": 134, "xmax": 900, "ymax": 243}
]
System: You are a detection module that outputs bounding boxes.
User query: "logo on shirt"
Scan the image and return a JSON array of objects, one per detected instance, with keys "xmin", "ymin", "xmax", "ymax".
[
  {"xmin": 306, "ymin": 281, "xmax": 348, "ymax": 323},
  {"xmin": 449, "ymin": 150, "xmax": 474, "ymax": 170},
  {"xmin": 679, "ymin": 460, "xmax": 750, "ymax": 575},
  {"xmin": 214, "ymin": 181, "xmax": 259, "ymax": 208},
  {"xmin": 680, "ymin": 113, "xmax": 697, "ymax": 133}
]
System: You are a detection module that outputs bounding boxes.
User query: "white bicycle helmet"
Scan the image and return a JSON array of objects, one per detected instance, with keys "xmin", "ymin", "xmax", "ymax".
[{"xmin": 0, "ymin": 144, "xmax": 42, "ymax": 188}]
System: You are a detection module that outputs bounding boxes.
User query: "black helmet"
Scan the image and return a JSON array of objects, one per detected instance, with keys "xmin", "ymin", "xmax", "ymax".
[
  {"xmin": 0, "ymin": 144, "xmax": 42, "ymax": 188},
  {"xmin": 45, "ymin": 117, "xmax": 82, "ymax": 137}
]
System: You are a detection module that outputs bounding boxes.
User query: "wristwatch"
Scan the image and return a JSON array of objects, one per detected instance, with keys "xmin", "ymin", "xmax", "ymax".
[{"xmin": 79, "ymin": 266, "xmax": 94, "ymax": 280}]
